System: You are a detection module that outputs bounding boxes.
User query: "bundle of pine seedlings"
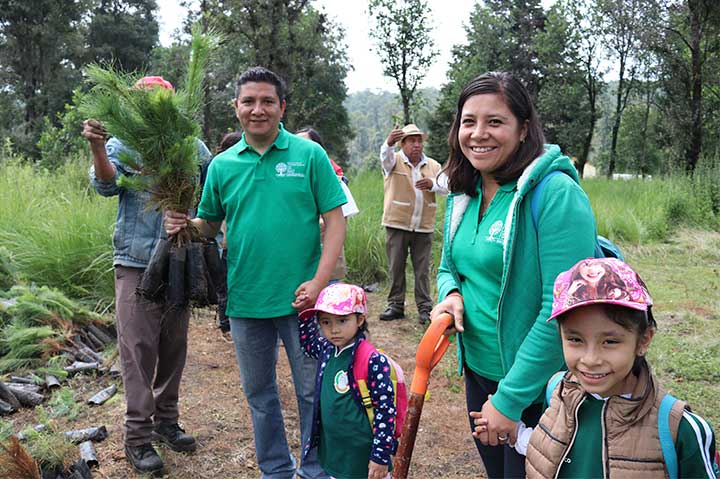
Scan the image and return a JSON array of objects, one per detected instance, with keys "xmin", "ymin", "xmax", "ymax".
[
  {"xmin": 0, "ymin": 285, "xmax": 113, "ymax": 376},
  {"xmin": 79, "ymin": 26, "xmax": 223, "ymax": 308}
]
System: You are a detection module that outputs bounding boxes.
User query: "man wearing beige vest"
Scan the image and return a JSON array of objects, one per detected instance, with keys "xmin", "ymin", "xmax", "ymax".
[{"xmin": 379, "ymin": 124, "xmax": 448, "ymax": 325}]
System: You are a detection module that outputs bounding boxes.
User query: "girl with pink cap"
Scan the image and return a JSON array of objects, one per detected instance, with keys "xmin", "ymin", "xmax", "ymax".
[
  {"xmin": 298, "ymin": 283, "xmax": 396, "ymax": 479},
  {"xmin": 473, "ymin": 258, "xmax": 719, "ymax": 478}
]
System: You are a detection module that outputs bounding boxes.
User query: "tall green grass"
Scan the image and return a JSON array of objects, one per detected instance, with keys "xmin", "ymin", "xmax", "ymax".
[
  {"xmin": 344, "ymin": 169, "xmax": 446, "ymax": 286},
  {"xmin": 0, "ymin": 156, "xmax": 116, "ymax": 309},
  {"xmin": 1, "ymin": 152, "xmax": 717, "ymax": 307}
]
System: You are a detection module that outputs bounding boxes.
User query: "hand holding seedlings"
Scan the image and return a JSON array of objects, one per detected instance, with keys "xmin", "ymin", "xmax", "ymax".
[
  {"xmin": 81, "ymin": 119, "xmax": 108, "ymax": 144},
  {"xmin": 164, "ymin": 209, "xmax": 190, "ymax": 236}
]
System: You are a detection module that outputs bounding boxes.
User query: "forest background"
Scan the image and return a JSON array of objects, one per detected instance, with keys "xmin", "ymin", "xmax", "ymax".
[
  {"xmin": 0, "ymin": 0, "xmax": 718, "ymax": 178},
  {"xmin": 0, "ymin": 2, "xmax": 719, "ymax": 475}
]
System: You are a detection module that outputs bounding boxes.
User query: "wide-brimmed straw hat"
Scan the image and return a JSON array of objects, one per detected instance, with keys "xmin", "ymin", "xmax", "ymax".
[{"xmin": 400, "ymin": 123, "xmax": 428, "ymax": 142}]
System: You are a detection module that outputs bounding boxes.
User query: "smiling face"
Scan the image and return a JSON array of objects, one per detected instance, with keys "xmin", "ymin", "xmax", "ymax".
[
  {"xmin": 579, "ymin": 262, "xmax": 607, "ymax": 286},
  {"xmin": 234, "ymin": 81, "xmax": 286, "ymax": 147},
  {"xmin": 318, "ymin": 312, "xmax": 365, "ymax": 349},
  {"xmin": 458, "ymin": 93, "xmax": 527, "ymax": 183},
  {"xmin": 560, "ymin": 305, "xmax": 653, "ymax": 398}
]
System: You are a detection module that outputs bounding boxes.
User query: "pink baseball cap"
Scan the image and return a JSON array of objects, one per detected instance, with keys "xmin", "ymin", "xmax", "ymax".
[
  {"xmin": 548, "ymin": 258, "xmax": 653, "ymax": 321},
  {"xmin": 135, "ymin": 76, "xmax": 174, "ymax": 91},
  {"xmin": 299, "ymin": 283, "xmax": 367, "ymax": 320}
]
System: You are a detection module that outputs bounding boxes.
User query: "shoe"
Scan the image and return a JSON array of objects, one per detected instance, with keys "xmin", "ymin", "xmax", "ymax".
[
  {"xmin": 418, "ymin": 310, "xmax": 430, "ymax": 325},
  {"xmin": 379, "ymin": 307, "xmax": 404, "ymax": 321},
  {"xmin": 151, "ymin": 422, "xmax": 197, "ymax": 452},
  {"xmin": 125, "ymin": 443, "xmax": 165, "ymax": 476}
]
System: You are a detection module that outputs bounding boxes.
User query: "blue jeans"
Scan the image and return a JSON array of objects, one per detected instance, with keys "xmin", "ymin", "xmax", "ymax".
[{"xmin": 230, "ymin": 315, "xmax": 328, "ymax": 479}]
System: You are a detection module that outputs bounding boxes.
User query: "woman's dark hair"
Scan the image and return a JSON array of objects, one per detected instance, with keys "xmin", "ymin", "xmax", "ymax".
[
  {"xmin": 444, "ymin": 71, "xmax": 545, "ymax": 196},
  {"xmin": 235, "ymin": 66, "xmax": 286, "ymax": 103},
  {"xmin": 557, "ymin": 304, "xmax": 657, "ymax": 376},
  {"xmin": 295, "ymin": 126, "xmax": 324, "ymax": 148},
  {"xmin": 215, "ymin": 131, "xmax": 242, "ymax": 154}
]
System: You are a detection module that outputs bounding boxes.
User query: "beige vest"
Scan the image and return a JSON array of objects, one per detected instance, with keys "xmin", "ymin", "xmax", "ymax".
[
  {"xmin": 526, "ymin": 367, "xmax": 686, "ymax": 479},
  {"xmin": 382, "ymin": 153, "xmax": 442, "ymax": 233}
]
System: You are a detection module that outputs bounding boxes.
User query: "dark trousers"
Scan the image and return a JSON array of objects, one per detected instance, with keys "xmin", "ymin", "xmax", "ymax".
[
  {"xmin": 115, "ymin": 266, "xmax": 190, "ymax": 446},
  {"xmin": 385, "ymin": 227, "xmax": 433, "ymax": 313},
  {"xmin": 217, "ymin": 248, "xmax": 229, "ymax": 332},
  {"xmin": 464, "ymin": 366, "xmax": 543, "ymax": 479}
]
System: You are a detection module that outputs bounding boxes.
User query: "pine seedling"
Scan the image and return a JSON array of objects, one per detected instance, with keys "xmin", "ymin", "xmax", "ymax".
[
  {"xmin": 79, "ymin": 25, "xmax": 220, "ymax": 246},
  {"xmin": 0, "ymin": 437, "xmax": 41, "ymax": 479}
]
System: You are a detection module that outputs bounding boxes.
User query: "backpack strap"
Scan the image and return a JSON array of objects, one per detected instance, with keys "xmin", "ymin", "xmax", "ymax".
[
  {"xmin": 659, "ymin": 393, "xmax": 678, "ymax": 479},
  {"xmin": 353, "ymin": 340, "xmax": 377, "ymax": 426},
  {"xmin": 545, "ymin": 370, "xmax": 565, "ymax": 406},
  {"xmin": 531, "ymin": 171, "xmax": 564, "ymax": 230}
]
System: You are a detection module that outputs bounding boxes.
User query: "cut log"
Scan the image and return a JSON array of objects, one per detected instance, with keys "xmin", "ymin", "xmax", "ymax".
[
  {"xmin": 0, "ymin": 381, "xmax": 21, "ymax": 409},
  {"xmin": 78, "ymin": 441, "xmax": 98, "ymax": 469},
  {"xmin": 45, "ymin": 375, "xmax": 61, "ymax": 389},
  {"xmin": 63, "ymin": 426, "xmax": 108, "ymax": 444},
  {"xmin": 64, "ymin": 361, "xmax": 100, "ymax": 376},
  {"xmin": 7, "ymin": 384, "xmax": 44, "ymax": 407},
  {"xmin": 16, "ymin": 424, "xmax": 47, "ymax": 440},
  {"xmin": 87, "ymin": 324, "xmax": 114, "ymax": 344},
  {"xmin": 0, "ymin": 398, "xmax": 15, "ymax": 415},
  {"xmin": 87, "ymin": 384, "xmax": 117, "ymax": 406}
]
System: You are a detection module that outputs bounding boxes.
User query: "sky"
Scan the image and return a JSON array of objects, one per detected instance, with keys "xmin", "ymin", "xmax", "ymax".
[{"xmin": 156, "ymin": 1, "xmax": 551, "ymax": 93}]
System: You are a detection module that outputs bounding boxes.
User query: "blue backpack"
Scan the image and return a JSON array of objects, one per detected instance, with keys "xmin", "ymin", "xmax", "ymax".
[
  {"xmin": 531, "ymin": 171, "xmax": 624, "ymax": 261},
  {"xmin": 545, "ymin": 372, "xmax": 683, "ymax": 479}
]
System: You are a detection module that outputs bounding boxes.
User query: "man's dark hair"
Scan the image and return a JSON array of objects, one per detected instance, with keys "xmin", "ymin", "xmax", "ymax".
[
  {"xmin": 235, "ymin": 66, "xmax": 287, "ymax": 103},
  {"xmin": 444, "ymin": 71, "xmax": 545, "ymax": 196}
]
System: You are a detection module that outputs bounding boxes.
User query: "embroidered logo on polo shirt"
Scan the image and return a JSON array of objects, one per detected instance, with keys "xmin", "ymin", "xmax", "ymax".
[
  {"xmin": 275, "ymin": 162, "xmax": 305, "ymax": 178},
  {"xmin": 486, "ymin": 220, "xmax": 505, "ymax": 244},
  {"xmin": 334, "ymin": 370, "xmax": 349, "ymax": 394}
]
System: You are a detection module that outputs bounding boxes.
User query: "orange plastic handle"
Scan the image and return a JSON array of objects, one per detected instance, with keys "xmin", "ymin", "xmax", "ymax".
[{"xmin": 409, "ymin": 313, "xmax": 454, "ymax": 395}]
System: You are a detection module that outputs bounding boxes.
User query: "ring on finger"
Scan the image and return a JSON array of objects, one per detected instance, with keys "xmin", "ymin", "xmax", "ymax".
[{"xmin": 498, "ymin": 433, "xmax": 509, "ymax": 442}]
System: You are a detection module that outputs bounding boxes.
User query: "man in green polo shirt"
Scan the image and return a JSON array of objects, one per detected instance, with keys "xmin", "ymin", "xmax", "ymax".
[{"xmin": 165, "ymin": 66, "xmax": 346, "ymax": 479}]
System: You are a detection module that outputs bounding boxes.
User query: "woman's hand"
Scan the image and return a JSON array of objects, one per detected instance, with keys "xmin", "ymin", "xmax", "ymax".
[
  {"xmin": 368, "ymin": 461, "xmax": 388, "ymax": 479},
  {"xmin": 476, "ymin": 394, "xmax": 518, "ymax": 446},
  {"xmin": 164, "ymin": 210, "xmax": 189, "ymax": 236},
  {"xmin": 430, "ymin": 293, "xmax": 465, "ymax": 334}
]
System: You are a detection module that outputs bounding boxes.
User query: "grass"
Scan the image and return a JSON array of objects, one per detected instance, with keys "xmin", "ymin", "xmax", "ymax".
[
  {"xmin": 623, "ymin": 230, "xmax": 720, "ymax": 427},
  {"xmin": 46, "ymin": 388, "xmax": 85, "ymax": 421},
  {"xmin": 0, "ymin": 156, "xmax": 116, "ymax": 309}
]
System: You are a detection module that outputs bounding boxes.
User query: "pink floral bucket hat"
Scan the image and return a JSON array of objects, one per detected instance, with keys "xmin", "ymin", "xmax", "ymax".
[
  {"xmin": 548, "ymin": 257, "xmax": 653, "ymax": 321},
  {"xmin": 299, "ymin": 283, "xmax": 367, "ymax": 320}
]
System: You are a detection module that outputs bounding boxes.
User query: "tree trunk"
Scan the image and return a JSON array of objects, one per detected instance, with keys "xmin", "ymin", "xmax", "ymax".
[
  {"xmin": 638, "ymin": 85, "xmax": 652, "ymax": 175},
  {"xmin": 686, "ymin": 0, "xmax": 703, "ymax": 173},
  {"xmin": 578, "ymin": 66, "xmax": 598, "ymax": 179},
  {"xmin": 608, "ymin": 56, "xmax": 626, "ymax": 178},
  {"xmin": 402, "ymin": 93, "xmax": 411, "ymax": 125}
]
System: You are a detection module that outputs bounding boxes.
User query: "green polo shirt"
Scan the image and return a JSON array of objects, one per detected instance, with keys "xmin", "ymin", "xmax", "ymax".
[
  {"xmin": 197, "ymin": 124, "xmax": 346, "ymax": 318},
  {"xmin": 452, "ymin": 180, "xmax": 517, "ymax": 381}
]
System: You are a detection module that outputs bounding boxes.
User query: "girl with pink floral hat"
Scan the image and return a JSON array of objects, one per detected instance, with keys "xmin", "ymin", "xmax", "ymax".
[
  {"xmin": 473, "ymin": 258, "xmax": 719, "ymax": 478},
  {"xmin": 298, "ymin": 283, "xmax": 396, "ymax": 479}
]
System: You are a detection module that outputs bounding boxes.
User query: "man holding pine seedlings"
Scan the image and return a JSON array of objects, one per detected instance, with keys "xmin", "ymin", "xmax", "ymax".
[
  {"xmin": 84, "ymin": 76, "xmax": 211, "ymax": 476},
  {"xmin": 165, "ymin": 66, "xmax": 346, "ymax": 479}
]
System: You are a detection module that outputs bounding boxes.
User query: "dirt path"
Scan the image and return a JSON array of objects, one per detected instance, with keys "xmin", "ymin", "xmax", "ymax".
[{"xmin": 17, "ymin": 293, "xmax": 486, "ymax": 478}]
